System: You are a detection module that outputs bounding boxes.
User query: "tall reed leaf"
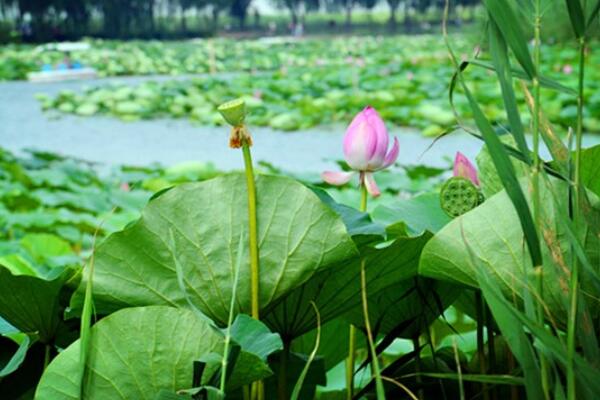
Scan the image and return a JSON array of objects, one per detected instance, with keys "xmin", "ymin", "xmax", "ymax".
[
  {"xmin": 461, "ymin": 228, "xmax": 544, "ymax": 400},
  {"xmin": 482, "ymin": 0, "xmax": 536, "ymax": 78},
  {"xmin": 469, "ymin": 60, "xmax": 576, "ymax": 95},
  {"xmin": 587, "ymin": 1, "xmax": 600, "ymax": 29},
  {"xmin": 444, "ymin": 2, "xmax": 542, "ymax": 267},
  {"xmin": 488, "ymin": 18, "xmax": 530, "ymax": 163},
  {"xmin": 449, "ymin": 64, "xmax": 543, "ymax": 267},
  {"xmin": 521, "ymin": 83, "xmax": 570, "ymax": 175},
  {"xmin": 566, "ymin": 0, "xmax": 586, "ymax": 38}
]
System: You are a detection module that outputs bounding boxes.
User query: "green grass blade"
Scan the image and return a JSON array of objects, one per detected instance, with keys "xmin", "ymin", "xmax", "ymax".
[
  {"xmin": 78, "ymin": 223, "xmax": 107, "ymax": 397},
  {"xmin": 457, "ymin": 76, "xmax": 542, "ymax": 267},
  {"xmin": 469, "ymin": 59, "xmax": 576, "ymax": 95},
  {"xmin": 460, "ymin": 227, "xmax": 544, "ymax": 400},
  {"xmin": 221, "ymin": 233, "xmax": 245, "ymax": 392},
  {"xmin": 587, "ymin": 0, "xmax": 600, "ymax": 29},
  {"xmin": 482, "ymin": 0, "xmax": 536, "ymax": 78},
  {"xmin": 521, "ymin": 83, "xmax": 570, "ymax": 175},
  {"xmin": 565, "ymin": 0, "xmax": 586, "ymax": 38},
  {"xmin": 290, "ymin": 302, "xmax": 321, "ymax": 400},
  {"xmin": 488, "ymin": 18, "xmax": 530, "ymax": 163},
  {"xmin": 470, "ymin": 60, "xmax": 576, "ymax": 95},
  {"xmin": 468, "ymin": 230, "xmax": 600, "ymax": 398},
  {"xmin": 445, "ymin": 0, "xmax": 542, "ymax": 267},
  {"xmin": 401, "ymin": 372, "xmax": 524, "ymax": 386}
]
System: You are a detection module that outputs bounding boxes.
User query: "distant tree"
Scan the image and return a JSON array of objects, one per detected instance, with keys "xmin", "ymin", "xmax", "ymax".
[
  {"xmin": 334, "ymin": 0, "xmax": 355, "ymax": 28},
  {"xmin": 386, "ymin": 0, "xmax": 402, "ymax": 27},
  {"xmin": 274, "ymin": 0, "xmax": 320, "ymax": 26},
  {"xmin": 208, "ymin": 0, "xmax": 231, "ymax": 30},
  {"xmin": 359, "ymin": 0, "xmax": 377, "ymax": 24},
  {"xmin": 230, "ymin": 0, "xmax": 252, "ymax": 29}
]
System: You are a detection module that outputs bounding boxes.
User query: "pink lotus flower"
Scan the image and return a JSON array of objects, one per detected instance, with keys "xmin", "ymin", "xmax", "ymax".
[
  {"xmin": 562, "ymin": 64, "xmax": 573, "ymax": 75},
  {"xmin": 322, "ymin": 106, "xmax": 399, "ymax": 197},
  {"xmin": 453, "ymin": 152, "xmax": 479, "ymax": 186}
]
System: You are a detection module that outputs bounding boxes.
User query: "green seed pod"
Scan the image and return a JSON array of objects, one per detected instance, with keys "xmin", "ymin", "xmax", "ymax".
[
  {"xmin": 218, "ymin": 98, "xmax": 246, "ymax": 127},
  {"xmin": 440, "ymin": 177, "xmax": 481, "ymax": 218}
]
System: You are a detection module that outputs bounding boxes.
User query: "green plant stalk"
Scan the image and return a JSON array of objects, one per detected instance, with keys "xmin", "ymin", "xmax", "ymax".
[
  {"xmin": 485, "ymin": 305, "xmax": 498, "ymax": 400},
  {"xmin": 534, "ymin": 267, "xmax": 550, "ymax": 400},
  {"xmin": 475, "ymin": 291, "xmax": 490, "ymax": 400},
  {"xmin": 291, "ymin": 302, "xmax": 321, "ymax": 400},
  {"xmin": 220, "ymin": 235, "xmax": 244, "ymax": 393},
  {"xmin": 532, "ymin": 4, "xmax": 550, "ymax": 399},
  {"xmin": 531, "ymin": 2, "xmax": 542, "ymax": 244},
  {"xmin": 346, "ymin": 326, "xmax": 357, "ymax": 400},
  {"xmin": 361, "ymin": 259, "xmax": 385, "ymax": 399},
  {"xmin": 43, "ymin": 344, "xmax": 51, "ymax": 371},
  {"xmin": 242, "ymin": 143, "xmax": 260, "ymax": 320},
  {"xmin": 346, "ymin": 183, "xmax": 369, "ymax": 399},
  {"xmin": 242, "ymin": 142, "xmax": 262, "ymax": 400},
  {"xmin": 278, "ymin": 342, "xmax": 290, "ymax": 400},
  {"xmin": 413, "ymin": 336, "xmax": 424, "ymax": 400},
  {"xmin": 567, "ymin": 32, "xmax": 586, "ymax": 400}
]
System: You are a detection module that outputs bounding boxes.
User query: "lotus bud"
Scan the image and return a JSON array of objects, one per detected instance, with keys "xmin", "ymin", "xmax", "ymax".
[
  {"xmin": 453, "ymin": 152, "xmax": 479, "ymax": 186},
  {"xmin": 218, "ymin": 98, "xmax": 252, "ymax": 148},
  {"xmin": 322, "ymin": 106, "xmax": 399, "ymax": 197}
]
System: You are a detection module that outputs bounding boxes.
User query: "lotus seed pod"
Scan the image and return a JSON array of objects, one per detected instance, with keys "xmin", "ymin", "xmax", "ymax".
[
  {"xmin": 440, "ymin": 177, "xmax": 481, "ymax": 218},
  {"xmin": 218, "ymin": 98, "xmax": 246, "ymax": 127}
]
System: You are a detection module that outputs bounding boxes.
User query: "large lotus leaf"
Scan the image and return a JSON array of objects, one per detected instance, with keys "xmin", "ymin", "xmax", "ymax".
[
  {"xmin": 0, "ymin": 334, "xmax": 31, "ymax": 377},
  {"xmin": 0, "ymin": 265, "xmax": 68, "ymax": 342},
  {"xmin": 34, "ymin": 306, "xmax": 274, "ymax": 400},
  {"xmin": 263, "ymin": 233, "xmax": 432, "ymax": 340},
  {"xmin": 419, "ymin": 178, "xmax": 600, "ymax": 324},
  {"xmin": 372, "ymin": 193, "xmax": 451, "ymax": 236},
  {"xmin": 343, "ymin": 277, "xmax": 461, "ymax": 339},
  {"xmin": 70, "ymin": 174, "xmax": 357, "ymax": 325}
]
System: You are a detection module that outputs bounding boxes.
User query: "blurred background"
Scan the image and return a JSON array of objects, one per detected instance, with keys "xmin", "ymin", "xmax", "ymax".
[{"xmin": 0, "ymin": 0, "xmax": 599, "ymax": 236}]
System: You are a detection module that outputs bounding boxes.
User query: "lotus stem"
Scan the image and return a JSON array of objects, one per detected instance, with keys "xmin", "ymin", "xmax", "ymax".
[
  {"xmin": 413, "ymin": 336, "xmax": 424, "ymax": 400},
  {"xmin": 242, "ymin": 144, "xmax": 260, "ymax": 320},
  {"xmin": 361, "ymin": 257, "xmax": 385, "ymax": 399},
  {"xmin": 346, "ymin": 326, "xmax": 356, "ymax": 399},
  {"xmin": 242, "ymin": 142, "xmax": 263, "ymax": 400},
  {"xmin": 346, "ymin": 183, "xmax": 370, "ymax": 399},
  {"xmin": 485, "ymin": 304, "xmax": 498, "ymax": 400},
  {"xmin": 44, "ymin": 344, "xmax": 51, "ymax": 370},
  {"xmin": 278, "ymin": 342, "xmax": 290, "ymax": 400},
  {"xmin": 475, "ymin": 290, "xmax": 489, "ymax": 400}
]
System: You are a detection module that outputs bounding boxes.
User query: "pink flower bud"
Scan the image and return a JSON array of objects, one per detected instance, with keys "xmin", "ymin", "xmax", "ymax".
[
  {"xmin": 322, "ymin": 106, "xmax": 399, "ymax": 197},
  {"xmin": 343, "ymin": 106, "xmax": 399, "ymax": 172},
  {"xmin": 453, "ymin": 152, "xmax": 479, "ymax": 186}
]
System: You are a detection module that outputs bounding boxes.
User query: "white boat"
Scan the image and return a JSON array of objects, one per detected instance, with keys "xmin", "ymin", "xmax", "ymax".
[{"xmin": 27, "ymin": 67, "xmax": 98, "ymax": 83}]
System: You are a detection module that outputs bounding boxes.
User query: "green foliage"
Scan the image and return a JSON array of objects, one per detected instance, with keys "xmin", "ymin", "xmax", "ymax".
[
  {"xmin": 69, "ymin": 174, "xmax": 358, "ymax": 325},
  {"xmin": 17, "ymin": 35, "xmax": 600, "ymax": 134},
  {"xmin": 34, "ymin": 306, "xmax": 279, "ymax": 399}
]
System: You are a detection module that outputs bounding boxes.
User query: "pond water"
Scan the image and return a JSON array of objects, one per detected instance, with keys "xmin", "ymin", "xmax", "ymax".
[{"xmin": 2, "ymin": 76, "xmax": 599, "ymax": 172}]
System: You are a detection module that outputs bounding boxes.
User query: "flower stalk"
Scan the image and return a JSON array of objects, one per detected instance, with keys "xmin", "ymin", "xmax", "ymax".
[
  {"xmin": 323, "ymin": 106, "xmax": 398, "ymax": 399},
  {"xmin": 218, "ymin": 99, "xmax": 260, "ymax": 321},
  {"xmin": 567, "ymin": 31, "xmax": 586, "ymax": 400},
  {"xmin": 242, "ymin": 144, "xmax": 260, "ymax": 320}
]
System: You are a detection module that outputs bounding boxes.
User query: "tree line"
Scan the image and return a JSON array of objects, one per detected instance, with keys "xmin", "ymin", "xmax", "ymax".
[{"xmin": 0, "ymin": 0, "xmax": 479, "ymax": 41}]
